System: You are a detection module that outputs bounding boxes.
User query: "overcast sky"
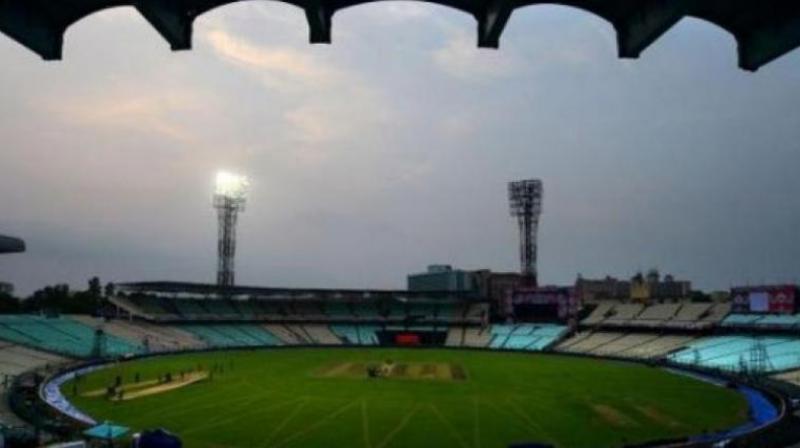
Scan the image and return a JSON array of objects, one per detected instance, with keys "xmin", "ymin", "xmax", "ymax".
[{"xmin": 1, "ymin": 4, "xmax": 799, "ymax": 296}]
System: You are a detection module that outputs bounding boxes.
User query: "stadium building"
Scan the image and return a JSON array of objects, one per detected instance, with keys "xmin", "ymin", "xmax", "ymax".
[
  {"xmin": 3, "ymin": 1, "xmax": 800, "ymax": 442},
  {"xmin": 0, "ymin": 270, "xmax": 798, "ymax": 446},
  {"xmin": 407, "ymin": 265, "xmax": 475, "ymax": 293}
]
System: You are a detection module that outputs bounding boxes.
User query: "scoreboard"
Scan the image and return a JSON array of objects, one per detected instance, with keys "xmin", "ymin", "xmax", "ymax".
[
  {"xmin": 507, "ymin": 286, "xmax": 578, "ymax": 321},
  {"xmin": 731, "ymin": 285, "xmax": 797, "ymax": 314}
]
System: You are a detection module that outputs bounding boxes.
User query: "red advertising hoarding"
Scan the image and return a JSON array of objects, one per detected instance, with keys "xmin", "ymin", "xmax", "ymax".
[{"xmin": 395, "ymin": 333, "xmax": 421, "ymax": 346}]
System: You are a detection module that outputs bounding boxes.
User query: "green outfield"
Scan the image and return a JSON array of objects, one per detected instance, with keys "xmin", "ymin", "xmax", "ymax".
[{"xmin": 64, "ymin": 348, "xmax": 748, "ymax": 448}]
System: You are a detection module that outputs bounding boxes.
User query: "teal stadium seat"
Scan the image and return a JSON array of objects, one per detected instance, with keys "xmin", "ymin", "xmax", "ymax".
[
  {"xmin": 357, "ymin": 326, "xmax": 381, "ymax": 345},
  {"xmin": 330, "ymin": 325, "xmax": 361, "ymax": 344},
  {"xmin": 0, "ymin": 315, "xmax": 141, "ymax": 358},
  {"xmin": 721, "ymin": 314, "xmax": 762, "ymax": 327},
  {"xmin": 173, "ymin": 300, "xmax": 208, "ymax": 318},
  {"xmin": 669, "ymin": 336, "xmax": 800, "ymax": 372},
  {"xmin": 489, "ymin": 324, "xmax": 566, "ymax": 351},
  {"xmin": 181, "ymin": 324, "xmax": 282, "ymax": 348},
  {"xmin": 757, "ymin": 314, "xmax": 800, "ymax": 328}
]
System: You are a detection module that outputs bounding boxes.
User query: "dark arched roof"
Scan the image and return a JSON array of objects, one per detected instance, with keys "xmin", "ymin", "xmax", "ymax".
[
  {"xmin": 0, "ymin": 0, "xmax": 798, "ymax": 71},
  {"xmin": 0, "ymin": 235, "xmax": 25, "ymax": 254}
]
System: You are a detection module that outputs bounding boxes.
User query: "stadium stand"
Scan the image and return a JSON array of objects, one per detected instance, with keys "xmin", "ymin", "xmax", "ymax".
[
  {"xmin": 255, "ymin": 301, "xmax": 285, "ymax": 320},
  {"xmin": 722, "ymin": 313, "xmax": 800, "ymax": 330},
  {"xmin": 666, "ymin": 303, "xmax": 713, "ymax": 329},
  {"xmin": 556, "ymin": 331, "xmax": 699, "ymax": 359},
  {"xmin": 407, "ymin": 303, "xmax": 436, "ymax": 323},
  {"xmin": 0, "ymin": 315, "xmax": 140, "ymax": 358},
  {"xmin": 202, "ymin": 300, "xmax": 241, "ymax": 319},
  {"xmin": 617, "ymin": 335, "xmax": 696, "ymax": 359},
  {"xmin": 773, "ymin": 369, "xmax": 800, "ymax": 387},
  {"xmin": 669, "ymin": 336, "xmax": 800, "ymax": 373},
  {"xmin": 701, "ymin": 303, "xmax": 732, "ymax": 324},
  {"xmin": 579, "ymin": 301, "xmax": 732, "ymax": 331},
  {"xmin": 352, "ymin": 302, "xmax": 382, "ymax": 321},
  {"xmin": 589, "ymin": 333, "xmax": 661, "ymax": 356},
  {"xmin": 173, "ymin": 300, "xmax": 210, "ymax": 320},
  {"xmin": 756, "ymin": 314, "xmax": 800, "ymax": 329},
  {"xmin": 292, "ymin": 302, "xmax": 327, "ymax": 321},
  {"xmin": 488, "ymin": 324, "xmax": 567, "ymax": 351},
  {"xmin": 115, "ymin": 294, "xmax": 490, "ymax": 327},
  {"xmin": 0, "ymin": 343, "xmax": 66, "ymax": 377},
  {"xmin": 445, "ymin": 327, "xmax": 464, "ymax": 347},
  {"xmin": 604, "ymin": 304, "xmax": 644, "ymax": 326},
  {"xmin": 581, "ymin": 302, "xmax": 614, "ymax": 325},
  {"xmin": 464, "ymin": 303, "xmax": 486, "ymax": 322},
  {"xmin": 436, "ymin": 303, "xmax": 460, "ymax": 322},
  {"xmin": 110, "ymin": 295, "xmax": 178, "ymax": 321},
  {"xmin": 555, "ymin": 332, "xmax": 592, "ymax": 350},
  {"xmin": 462, "ymin": 327, "xmax": 492, "ymax": 348},
  {"xmin": 231, "ymin": 300, "xmax": 258, "ymax": 319},
  {"xmin": 302, "ymin": 324, "xmax": 342, "ymax": 345},
  {"xmin": 263, "ymin": 324, "xmax": 305, "ymax": 344},
  {"xmin": 559, "ymin": 332, "xmax": 627, "ymax": 353},
  {"xmin": 325, "ymin": 303, "xmax": 353, "ymax": 320},
  {"xmin": 330, "ymin": 325, "xmax": 383, "ymax": 345},
  {"xmin": 0, "ymin": 343, "xmax": 64, "ymax": 426},
  {"xmin": 180, "ymin": 324, "xmax": 283, "ymax": 348},
  {"xmin": 330, "ymin": 325, "xmax": 357, "ymax": 344},
  {"xmin": 70, "ymin": 316, "xmax": 205, "ymax": 352},
  {"xmin": 631, "ymin": 303, "xmax": 681, "ymax": 327},
  {"xmin": 357, "ymin": 325, "xmax": 381, "ymax": 344}
]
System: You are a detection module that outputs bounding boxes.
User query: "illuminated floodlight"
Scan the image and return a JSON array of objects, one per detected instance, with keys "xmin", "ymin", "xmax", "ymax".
[
  {"xmin": 215, "ymin": 171, "xmax": 249, "ymax": 204},
  {"xmin": 213, "ymin": 171, "xmax": 249, "ymax": 288}
]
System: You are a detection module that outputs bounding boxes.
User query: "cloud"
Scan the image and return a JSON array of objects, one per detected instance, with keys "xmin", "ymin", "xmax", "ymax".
[
  {"xmin": 37, "ymin": 86, "xmax": 213, "ymax": 144},
  {"xmin": 205, "ymin": 28, "xmax": 339, "ymax": 90},
  {"xmin": 204, "ymin": 26, "xmax": 391, "ymax": 147},
  {"xmin": 432, "ymin": 29, "xmax": 525, "ymax": 81}
]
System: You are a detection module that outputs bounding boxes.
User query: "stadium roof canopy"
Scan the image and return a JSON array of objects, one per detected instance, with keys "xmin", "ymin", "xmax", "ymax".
[
  {"xmin": 0, "ymin": 0, "xmax": 798, "ymax": 71},
  {"xmin": 0, "ymin": 235, "xmax": 25, "ymax": 254},
  {"xmin": 118, "ymin": 281, "xmax": 477, "ymax": 301}
]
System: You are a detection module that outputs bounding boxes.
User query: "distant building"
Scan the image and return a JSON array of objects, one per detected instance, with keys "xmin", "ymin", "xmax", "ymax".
[
  {"xmin": 575, "ymin": 275, "xmax": 630, "ymax": 302},
  {"xmin": 407, "ymin": 265, "xmax": 475, "ymax": 292},
  {"xmin": 630, "ymin": 273, "xmax": 650, "ymax": 302},
  {"xmin": 471, "ymin": 270, "xmax": 524, "ymax": 312},
  {"xmin": 0, "ymin": 282, "xmax": 12, "ymax": 295},
  {"xmin": 577, "ymin": 270, "xmax": 691, "ymax": 303},
  {"xmin": 407, "ymin": 266, "xmax": 524, "ymax": 317},
  {"xmin": 630, "ymin": 270, "xmax": 692, "ymax": 303}
]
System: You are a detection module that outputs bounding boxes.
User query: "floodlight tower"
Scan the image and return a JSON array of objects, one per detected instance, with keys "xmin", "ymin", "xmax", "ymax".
[
  {"xmin": 508, "ymin": 179, "xmax": 543, "ymax": 286},
  {"xmin": 213, "ymin": 172, "xmax": 249, "ymax": 288}
]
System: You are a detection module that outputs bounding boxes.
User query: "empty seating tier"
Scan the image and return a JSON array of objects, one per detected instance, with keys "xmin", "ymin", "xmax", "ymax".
[
  {"xmin": 70, "ymin": 316, "xmax": 204, "ymax": 352},
  {"xmin": 669, "ymin": 336, "xmax": 800, "ymax": 373},
  {"xmin": 488, "ymin": 324, "xmax": 567, "ymax": 351},
  {"xmin": 0, "ymin": 315, "xmax": 140, "ymax": 358},
  {"xmin": 581, "ymin": 303, "xmax": 613, "ymax": 325},
  {"xmin": 180, "ymin": 324, "xmax": 283, "ymax": 348},
  {"xmin": 302, "ymin": 324, "xmax": 342, "ymax": 345},
  {"xmin": 722, "ymin": 313, "xmax": 800, "ymax": 330}
]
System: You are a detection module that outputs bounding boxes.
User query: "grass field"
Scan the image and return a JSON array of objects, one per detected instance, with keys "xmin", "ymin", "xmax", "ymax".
[{"xmin": 64, "ymin": 348, "xmax": 749, "ymax": 448}]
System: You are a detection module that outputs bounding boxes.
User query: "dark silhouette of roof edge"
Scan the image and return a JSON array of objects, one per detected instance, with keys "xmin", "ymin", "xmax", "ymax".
[
  {"xmin": 0, "ymin": 0, "xmax": 798, "ymax": 71},
  {"xmin": 0, "ymin": 235, "xmax": 25, "ymax": 254}
]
